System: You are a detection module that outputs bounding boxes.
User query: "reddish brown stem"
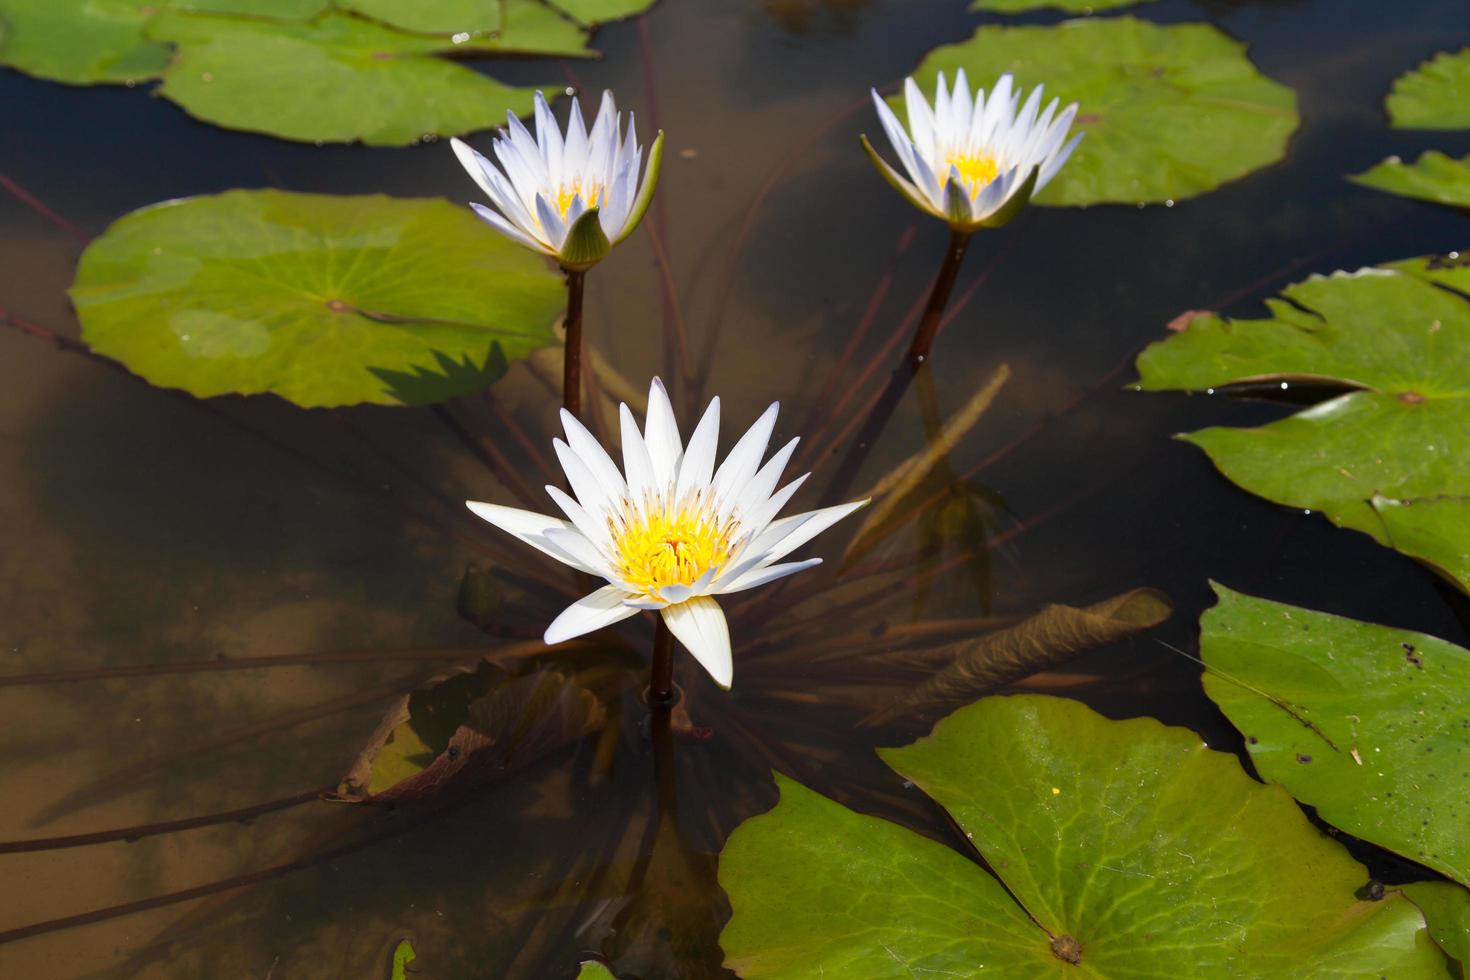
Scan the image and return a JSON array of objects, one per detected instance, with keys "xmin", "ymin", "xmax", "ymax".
[{"xmin": 563, "ymin": 268, "xmax": 586, "ymax": 419}]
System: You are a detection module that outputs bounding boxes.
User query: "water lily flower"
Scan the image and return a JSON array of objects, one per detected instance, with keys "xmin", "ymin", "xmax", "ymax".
[
  {"xmin": 863, "ymin": 70, "xmax": 1081, "ymax": 231},
  {"xmin": 466, "ymin": 379, "xmax": 868, "ymax": 690},
  {"xmin": 451, "ymin": 90, "xmax": 664, "ymax": 270}
]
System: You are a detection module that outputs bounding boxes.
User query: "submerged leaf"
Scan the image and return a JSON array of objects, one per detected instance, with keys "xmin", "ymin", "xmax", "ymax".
[
  {"xmin": 70, "ymin": 190, "xmax": 562, "ymax": 408},
  {"xmin": 1135, "ymin": 252, "xmax": 1470, "ymax": 594},
  {"xmin": 1387, "ymin": 48, "xmax": 1470, "ymax": 130},
  {"xmin": 388, "ymin": 939, "xmax": 417, "ymax": 980},
  {"xmin": 900, "ymin": 17, "xmax": 1298, "ymax": 206},
  {"xmin": 330, "ymin": 660, "xmax": 605, "ymax": 803},
  {"xmin": 861, "ymin": 588, "xmax": 1170, "ymax": 726},
  {"xmin": 1351, "ymin": 151, "xmax": 1470, "ymax": 209},
  {"xmin": 720, "ymin": 696, "xmax": 1447, "ymax": 977},
  {"xmin": 1201, "ymin": 585, "xmax": 1470, "ymax": 886}
]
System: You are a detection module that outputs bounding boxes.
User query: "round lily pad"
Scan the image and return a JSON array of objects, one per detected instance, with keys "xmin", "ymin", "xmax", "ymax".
[
  {"xmin": 69, "ymin": 189, "xmax": 563, "ymax": 408},
  {"xmin": 971, "ymin": 0, "xmax": 1152, "ymax": 12},
  {"xmin": 0, "ymin": 0, "xmax": 170, "ymax": 85},
  {"xmin": 900, "ymin": 17, "xmax": 1299, "ymax": 206},
  {"xmin": 1388, "ymin": 48, "xmax": 1470, "ymax": 130},
  {"xmin": 146, "ymin": 11, "xmax": 554, "ymax": 146},
  {"xmin": 719, "ymin": 695, "xmax": 1446, "ymax": 977},
  {"xmin": 1134, "ymin": 252, "xmax": 1470, "ymax": 595},
  {"xmin": 1200, "ymin": 585, "xmax": 1470, "ymax": 888},
  {"xmin": 1351, "ymin": 151, "xmax": 1470, "ymax": 209},
  {"xmin": 336, "ymin": 0, "xmax": 597, "ymax": 49}
]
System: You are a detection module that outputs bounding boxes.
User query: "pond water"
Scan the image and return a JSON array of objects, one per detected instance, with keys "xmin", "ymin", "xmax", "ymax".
[{"xmin": 2, "ymin": 0, "xmax": 1469, "ymax": 976}]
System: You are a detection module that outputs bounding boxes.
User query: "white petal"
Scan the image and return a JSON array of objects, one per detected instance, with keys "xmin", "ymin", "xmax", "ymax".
[
  {"xmin": 554, "ymin": 438, "xmax": 614, "ymax": 522},
  {"xmin": 1038, "ymin": 132, "xmax": 1083, "ymax": 190},
  {"xmin": 469, "ymin": 202, "xmax": 550, "ymax": 255},
  {"xmin": 676, "ymin": 396, "xmax": 721, "ymax": 500},
  {"xmin": 643, "ymin": 377, "xmax": 683, "ymax": 487},
  {"xmin": 534, "ymin": 193, "xmax": 567, "ymax": 251},
  {"xmin": 745, "ymin": 499, "xmax": 867, "ymax": 568},
  {"xmin": 620, "ymin": 403, "xmax": 657, "ymax": 508},
  {"xmin": 712, "ymin": 400, "xmax": 778, "ymax": 512},
  {"xmin": 465, "ymin": 500, "xmax": 584, "ymax": 569},
  {"xmin": 661, "ymin": 596, "xmax": 732, "ymax": 689},
  {"xmin": 729, "ymin": 436, "xmax": 798, "ymax": 523},
  {"xmin": 541, "ymin": 526, "xmax": 614, "ymax": 577},
  {"xmin": 872, "ymin": 91, "xmax": 929, "ymax": 196},
  {"xmin": 544, "ymin": 484, "xmax": 616, "ymax": 556},
  {"xmin": 451, "ymin": 138, "xmax": 497, "ymax": 200},
  {"xmin": 903, "ymin": 77, "xmax": 935, "ymax": 157},
  {"xmin": 533, "ymin": 91, "xmax": 565, "ymax": 177},
  {"xmin": 545, "ymin": 585, "xmax": 640, "ymax": 645},
  {"xmin": 951, "ymin": 69, "xmax": 973, "ymax": 137},
  {"xmin": 714, "ymin": 558, "xmax": 822, "ymax": 595},
  {"xmin": 563, "ymin": 94, "xmax": 589, "ymax": 171},
  {"xmin": 978, "ymin": 73, "xmax": 1013, "ymax": 146},
  {"xmin": 739, "ymin": 472, "xmax": 810, "ymax": 543},
  {"xmin": 560, "ymin": 408, "xmax": 629, "ymax": 503}
]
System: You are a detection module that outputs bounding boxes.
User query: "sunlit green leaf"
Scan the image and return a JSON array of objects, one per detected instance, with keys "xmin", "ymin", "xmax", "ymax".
[
  {"xmin": 720, "ymin": 695, "xmax": 1446, "ymax": 977},
  {"xmin": 388, "ymin": 939, "xmax": 417, "ymax": 980},
  {"xmin": 145, "ymin": 11, "xmax": 561, "ymax": 145},
  {"xmin": 1388, "ymin": 48, "xmax": 1470, "ymax": 130},
  {"xmin": 0, "ymin": 0, "xmax": 169, "ymax": 84},
  {"xmin": 576, "ymin": 963, "xmax": 618, "ymax": 980},
  {"xmin": 1373, "ymin": 495, "xmax": 1470, "ymax": 595},
  {"xmin": 900, "ymin": 17, "xmax": 1298, "ymax": 206},
  {"xmin": 1201, "ymin": 585, "xmax": 1470, "ymax": 887},
  {"xmin": 549, "ymin": 0, "xmax": 657, "ymax": 24},
  {"xmin": 336, "ymin": 0, "xmax": 591, "ymax": 52},
  {"xmin": 1134, "ymin": 252, "xmax": 1470, "ymax": 594},
  {"xmin": 971, "ymin": 0, "xmax": 1153, "ymax": 12},
  {"xmin": 70, "ymin": 190, "xmax": 563, "ymax": 408},
  {"xmin": 1351, "ymin": 151, "xmax": 1470, "ymax": 209},
  {"xmin": 1403, "ymin": 882, "xmax": 1470, "ymax": 968}
]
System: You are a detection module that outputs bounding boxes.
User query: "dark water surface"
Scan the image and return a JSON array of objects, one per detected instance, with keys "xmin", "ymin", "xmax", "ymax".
[{"xmin": 2, "ymin": 0, "xmax": 1469, "ymax": 976}]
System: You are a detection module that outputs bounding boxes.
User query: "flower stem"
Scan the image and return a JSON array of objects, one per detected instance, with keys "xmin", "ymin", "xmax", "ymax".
[
  {"xmin": 905, "ymin": 228, "xmax": 972, "ymax": 367},
  {"xmin": 562, "ymin": 267, "xmax": 587, "ymax": 419},
  {"xmin": 816, "ymin": 230, "xmax": 972, "ymax": 507},
  {"xmin": 649, "ymin": 615, "xmax": 676, "ymax": 707}
]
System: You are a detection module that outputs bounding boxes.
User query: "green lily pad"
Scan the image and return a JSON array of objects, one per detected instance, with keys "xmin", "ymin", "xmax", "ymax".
[
  {"xmin": 0, "ymin": 0, "xmax": 170, "ymax": 84},
  {"xmin": 971, "ymin": 0, "xmax": 1153, "ymax": 12},
  {"xmin": 1200, "ymin": 585, "xmax": 1470, "ymax": 887},
  {"xmin": 576, "ymin": 963, "xmax": 618, "ymax": 980},
  {"xmin": 719, "ymin": 695, "xmax": 1445, "ymax": 977},
  {"xmin": 70, "ymin": 190, "xmax": 564, "ymax": 408},
  {"xmin": 335, "ymin": 0, "xmax": 593, "ymax": 50},
  {"xmin": 1351, "ymin": 151, "xmax": 1470, "ymax": 209},
  {"xmin": 1134, "ymin": 252, "xmax": 1470, "ymax": 594},
  {"xmin": 901, "ymin": 17, "xmax": 1298, "ymax": 206},
  {"xmin": 146, "ymin": 11, "xmax": 563, "ymax": 146},
  {"xmin": 1374, "ymin": 495, "xmax": 1470, "ymax": 595},
  {"xmin": 1403, "ymin": 882, "xmax": 1470, "ymax": 967},
  {"xmin": 1388, "ymin": 48, "xmax": 1470, "ymax": 130},
  {"xmin": 549, "ymin": 0, "xmax": 657, "ymax": 24}
]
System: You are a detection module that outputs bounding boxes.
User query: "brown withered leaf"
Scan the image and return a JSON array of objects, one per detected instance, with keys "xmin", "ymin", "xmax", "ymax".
[
  {"xmin": 860, "ymin": 588, "xmax": 1171, "ymax": 727},
  {"xmin": 328, "ymin": 660, "xmax": 606, "ymax": 804}
]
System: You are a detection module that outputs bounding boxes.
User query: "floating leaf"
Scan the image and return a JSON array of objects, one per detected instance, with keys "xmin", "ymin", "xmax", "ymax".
[
  {"xmin": 1201, "ymin": 585, "xmax": 1470, "ymax": 887},
  {"xmin": 145, "ymin": 11, "xmax": 571, "ymax": 146},
  {"xmin": 1134, "ymin": 252, "xmax": 1470, "ymax": 594},
  {"xmin": 1388, "ymin": 48, "xmax": 1470, "ymax": 130},
  {"xmin": 900, "ymin": 17, "xmax": 1298, "ymax": 206},
  {"xmin": 550, "ymin": 0, "xmax": 658, "ymax": 24},
  {"xmin": 1352, "ymin": 150, "xmax": 1470, "ymax": 209},
  {"xmin": 971, "ymin": 0, "xmax": 1152, "ymax": 11},
  {"xmin": 576, "ymin": 963, "xmax": 618, "ymax": 980},
  {"xmin": 70, "ymin": 190, "xmax": 563, "ymax": 408},
  {"xmin": 1374, "ymin": 495, "xmax": 1470, "ymax": 595},
  {"xmin": 0, "ymin": 0, "xmax": 170, "ymax": 84},
  {"xmin": 1403, "ymin": 882, "xmax": 1470, "ymax": 968},
  {"xmin": 720, "ymin": 695, "xmax": 1446, "ymax": 977},
  {"xmin": 861, "ymin": 587, "xmax": 1171, "ymax": 726},
  {"xmin": 330, "ymin": 659, "xmax": 606, "ymax": 804},
  {"xmin": 336, "ymin": 0, "xmax": 505, "ymax": 34}
]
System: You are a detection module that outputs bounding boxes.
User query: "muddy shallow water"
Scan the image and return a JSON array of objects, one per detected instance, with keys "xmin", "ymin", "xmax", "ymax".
[{"xmin": 2, "ymin": 0, "xmax": 1469, "ymax": 975}]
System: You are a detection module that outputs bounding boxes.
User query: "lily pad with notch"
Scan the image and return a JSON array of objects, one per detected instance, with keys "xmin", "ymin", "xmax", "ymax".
[
  {"xmin": 70, "ymin": 189, "xmax": 563, "ymax": 408},
  {"xmin": 1134, "ymin": 251, "xmax": 1470, "ymax": 594},
  {"xmin": 1201, "ymin": 585, "xmax": 1470, "ymax": 887},
  {"xmin": 719, "ymin": 694, "xmax": 1447, "ymax": 977},
  {"xmin": 1351, "ymin": 151, "xmax": 1470, "ymax": 210},
  {"xmin": 898, "ymin": 17, "xmax": 1298, "ymax": 206}
]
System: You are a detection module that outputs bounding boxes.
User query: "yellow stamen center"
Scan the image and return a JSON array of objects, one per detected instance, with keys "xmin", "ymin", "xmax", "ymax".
[
  {"xmin": 553, "ymin": 178, "xmax": 601, "ymax": 219},
  {"xmin": 611, "ymin": 497, "xmax": 737, "ymax": 596},
  {"xmin": 943, "ymin": 150, "xmax": 1000, "ymax": 199}
]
